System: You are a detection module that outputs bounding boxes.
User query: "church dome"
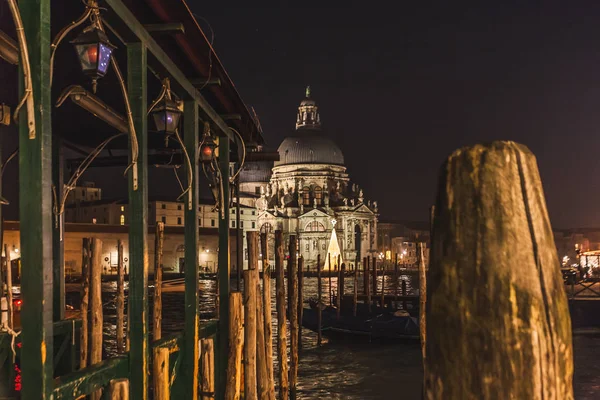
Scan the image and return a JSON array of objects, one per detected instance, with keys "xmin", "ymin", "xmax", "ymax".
[
  {"xmin": 277, "ymin": 87, "xmax": 344, "ymax": 167},
  {"xmin": 275, "ymin": 130, "xmax": 345, "ymax": 166}
]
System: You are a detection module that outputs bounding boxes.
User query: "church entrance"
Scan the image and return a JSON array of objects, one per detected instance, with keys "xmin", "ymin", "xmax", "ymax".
[{"xmin": 355, "ymin": 224, "xmax": 362, "ymax": 263}]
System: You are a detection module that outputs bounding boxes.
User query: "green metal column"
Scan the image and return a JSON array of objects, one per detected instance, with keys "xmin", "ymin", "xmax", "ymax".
[
  {"xmin": 182, "ymin": 101, "xmax": 199, "ymax": 398},
  {"xmin": 18, "ymin": 0, "xmax": 54, "ymax": 398},
  {"xmin": 52, "ymin": 135, "xmax": 65, "ymax": 321},
  {"xmin": 127, "ymin": 42, "xmax": 149, "ymax": 400},
  {"xmin": 216, "ymin": 135, "xmax": 230, "ymax": 399}
]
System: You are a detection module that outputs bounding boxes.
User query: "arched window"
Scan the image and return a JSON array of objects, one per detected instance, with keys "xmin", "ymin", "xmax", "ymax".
[
  {"xmin": 305, "ymin": 221, "xmax": 325, "ymax": 232},
  {"xmin": 302, "ymin": 186, "xmax": 310, "ymax": 205},
  {"xmin": 314, "ymin": 186, "xmax": 323, "ymax": 205},
  {"xmin": 260, "ymin": 223, "xmax": 273, "ymax": 234}
]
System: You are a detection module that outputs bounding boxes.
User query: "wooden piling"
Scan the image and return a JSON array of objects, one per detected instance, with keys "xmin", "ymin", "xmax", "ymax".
[
  {"xmin": 90, "ymin": 238, "xmax": 104, "ymax": 400},
  {"xmin": 328, "ymin": 253, "xmax": 332, "ymax": 305},
  {"xmin": 297, "ymin": 256, "xmax": 304, "ymax": 352},
  {"xmin": 153, "ymin": 347, "xmax": 169, "ymax": 400},
  {"xmin": 353, "ymin": 256, "xmax": 358, "ymax": 317},
  {"xmin": 244, "ymin": 231, "xmax": 259, "ymax": 400},
  {"xmin": 4, "ymin": 244, "xmax": 12, "ymax": 330},
  {"xmin": 153, "ymin": 222, "xmax": 165, "ymax": 340},
  {"xmin": 288, "ymin": 235, "xmax": 299, "ymax": 400},
  {"xmin": 340, "ymin": 262, "xmax": 345, "ymax": 300},
  {"xmin": 116, "ymin": 240, "xmax": 125, "ymax": 353},
  {"xmin": 317, "ymin": 254, "xmax": 322, "ymax": 346},
  {"xmin": 200, "ymin": 339, "xmax": 215, "ymax": 400},
  {"xmin": 365, "ymin": 257, "xmax": 371, "ymax": 313},
  {"xmin": 424, "ymin": 141, "xmax": 573, "ymax": 399},
  {"xmin": 109, "ymin": 379, "xmax": 130, "ymax": 400},
  {"xmin": 363, "ymin": 256, "xmax": 368, "ymax": 295},
  {"xmin": 225, "ymin": 292, "xmax": 244, "ymax": 400},
  {"xmin": 418, "ymin": 243, "xmax": 427, "ymax": 367},
  {"xmin": 336, "ymin": 263, "xmax": 342, "ymax": 319},
  {"xmin": 371, "ymin": 256, "xmax": 377, "ymax": 303},
  {"xmin": 260, "ymin": 232, "xmax": 275, "ymax": 395},
  {"xmin": 394, "ymin": 253, "xmax": 399, "ymax": 306},
  {"xmin": 401, "ymin": 280, "xmax": 407, "ymax": 310},
  {"xmin": 80, "ymin": 238, "xmax": 91, "ymax": 368},
  {"xmin": 380, "ymin": 262, "xmax": 385, "ymax": 310},
  {"xmin": 256, "ymin": 285, "xmax": 271, "ymax": 400},
  {"xmin": 274, "ymin": 230, "xmax": 289, "ymax": 400}
]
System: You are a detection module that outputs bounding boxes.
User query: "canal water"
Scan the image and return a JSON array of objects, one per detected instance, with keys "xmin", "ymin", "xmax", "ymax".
[{"xmin": 64, "ymin": 273, "xmax": 599, "ymax": 399}]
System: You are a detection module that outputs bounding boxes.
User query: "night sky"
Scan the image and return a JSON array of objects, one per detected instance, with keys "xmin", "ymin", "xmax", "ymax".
[
  {"xmin": 187, "ymin": 1, "xmax": 600, "ymax": 228},
  {"xmin": 3, "ymin": 1, "xmax": 600, "ymax": 228}
]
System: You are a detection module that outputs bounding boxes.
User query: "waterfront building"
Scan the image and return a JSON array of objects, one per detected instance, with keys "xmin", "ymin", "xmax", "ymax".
[{"xmin": 240, "ymin": 88, "xmax": 379, "ymax": 270}]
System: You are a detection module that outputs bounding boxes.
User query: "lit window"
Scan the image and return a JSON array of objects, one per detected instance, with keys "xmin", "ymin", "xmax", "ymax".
[
  {"xmin": 302, "ymin": 186, "xmax": 311, "ymax": 205},
  {"xmin": 120, "ymin": 206, "xmax": 125, "ymax": 212},
  {"xmin": 120, "ymin": 215, "xmax": 125, "ymax": 225},
  {"xmin": 305, "ymin": 221, "xmax": 325, "ymax": 232},
  {"xmin": 314, "ymin": 186, "xmax": 323, "ymax": 204},
  {"xmin": 92, "ymin": 218, "xmax": 97, "ymax": 224}
]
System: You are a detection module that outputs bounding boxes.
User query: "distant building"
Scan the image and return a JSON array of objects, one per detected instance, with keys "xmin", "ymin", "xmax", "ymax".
[
  {"xmin": 377, "ymin": 220, "xmax": 430, "ymax": 266},
  {"xmin": 63, "ymin": 185, "xmax": 259, "ymax": 270},
  {"xmin": 240, "ymin": 88, "xmax": 379, "ymax": 270}
]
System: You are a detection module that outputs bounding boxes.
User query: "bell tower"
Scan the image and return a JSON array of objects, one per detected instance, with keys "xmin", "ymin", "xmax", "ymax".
[{"xmin": 296, "ymin": 86, "xmax": 321, "ymax": 130}]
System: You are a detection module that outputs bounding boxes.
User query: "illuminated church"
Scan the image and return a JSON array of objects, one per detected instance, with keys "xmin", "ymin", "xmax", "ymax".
[{"xmin": 239, "ymin": 87, "xmax": 378, "ymax": 270}]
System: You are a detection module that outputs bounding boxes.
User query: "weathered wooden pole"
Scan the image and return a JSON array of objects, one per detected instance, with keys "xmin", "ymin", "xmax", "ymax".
[
  {"xmin": 297, "ymin": 256, "xmax": 304, "ymax": 352},
  {"xmin": 424, "ymin": 142, "xmax": 573, "ymax": 399},
  {"xmin": 200, "ymin": 339, "xmax": 215, "ymax": 400},
  {"xmin": 4, "ymin": 245, "xmax": 12, "ymax": 330},
  {"xmin": 260, "ymin": 232, "xmax": 275, "ymax": 395},
  {"xmin": 116, "ymin": 240, "xmax": 125, "ymax": 353},
  {"xmin": 340, "ymin": 262, "xmax": 345, "ymax": 300},
  {"xmin": 418, "ymin": 242, "xmax": 427, "ymax": 368},
  {"xmin": 225, "ymin": 292, "xmax": 244, "ymax": 400},
  {"xmin": 380, "ymin": 261, "xmax": 385, "ymax": 310},
  {"xmin": 336, "ymin": 263, "xmax": 342, "ymax": 319},
  {"xmin": 288, "ymin": 235, "xmax": 299, "ymax": 400},
  {"xmin": 274, "ymin": 230, "xmax": 289, "ymax": 400},
  {"xmin": 328, "ymin": 253, "xmax": 332, "ymax": 305},
  {"xmin": 371, "ymin": 256, "xmax": 377, "ymax": 303},
  {"xmin": 109, "ymin": 379, "xmax": 130, "ymax": 400},
  {"xmin": 317, "ymin": 254, "xmax": 322, "ymax": 346},
  {"xmin": 353, "ymin": 256, "xmax": 358, "ymax": 317},
  {"xmin": 153, "ymin": 347, "xmax": 169, "ymax": 400},
  {"xmin": 401, "ymin": 280, "xmax": 407, "ymax": 310},
  {"xmin": 90, "ymin": 238, "xmax": 104, "ymax": 400},
  {"xmin": 256, "ymin": 284, "xmax": 271, "ymax": 400},
  {"xmin": 153, "ymin": 222, "xmax": 165, "ymax": 341},
  {"xmin": 365, "ymin": 257, "xmax": 371, "ymax": 313},
  {"xmin": 80, "ymin": 239, "xmax": 91, "ymax": 368},
  {"xmin": 394, "ymin": 253, "xmax": 399, "ymax": 306},
  {"xmin": 244, "ymin": 231, "xmax": 259, "ymax": 400}
]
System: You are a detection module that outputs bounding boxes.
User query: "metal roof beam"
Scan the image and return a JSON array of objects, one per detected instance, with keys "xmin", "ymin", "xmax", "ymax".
[
  {"xmin": 104, "ymin": 0, "xmax": 234, "ymax": 141},
  {"xmin": 143, "ymin": 23, "xmax": 185, "ymax": 35}
]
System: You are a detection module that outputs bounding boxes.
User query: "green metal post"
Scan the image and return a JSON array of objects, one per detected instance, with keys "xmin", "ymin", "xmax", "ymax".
[
  {"xmin": 52, "ymin": 135, "xmax": 65, "ymax": 321},
  {"xmin": 127, "ymin": 42, "xmax": 149, "ymax": 400},
  {"xmin": 216, "ymin": 135, "xmax": 230, "ymax": 399},
  {"xmin": 18, "ymin": 0, "xmax": 54, "ymax": 398},
  {"xmin": 183, "ymin": 101, "xmax": 199, "ymax": 398}
]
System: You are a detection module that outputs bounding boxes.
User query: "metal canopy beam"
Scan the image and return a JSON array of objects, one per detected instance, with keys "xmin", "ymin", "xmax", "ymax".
[
  {"xmin": 104, "ymin": 0, "xmax": 235, "ymax": 141},
  {"xmin": 144, "ymin": 22, "xmax": 185, "ymax": 34},
  {"xmin": 190, "ymin": 77, "xmax": 221, "ymax": 87}
]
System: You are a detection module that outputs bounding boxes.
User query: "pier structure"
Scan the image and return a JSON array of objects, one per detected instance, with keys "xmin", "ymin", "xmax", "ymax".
[{"xmin": 0, "ymin": 1, "xmax": 264, "ymax": 399}]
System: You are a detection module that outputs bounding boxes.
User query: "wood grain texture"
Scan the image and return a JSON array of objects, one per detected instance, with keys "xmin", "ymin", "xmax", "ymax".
[
  {"xmin": 275, "ymin": 231, "xmax": 289, "ymax": 400},
  {"xmin": 225, "ymin": 292, "xmax": 244, "ymax": 400},
  {"xmin": 424, "ymin": 141, "xmax": 573, "ymax": 400}
]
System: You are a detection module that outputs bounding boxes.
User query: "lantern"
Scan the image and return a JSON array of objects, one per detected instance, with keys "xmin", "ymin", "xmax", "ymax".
[
  {"xmin": 200, "ymin": 134, "xmax": 217, "ymax": 163},
  {"xmin": 151, "ymin": 96, "xmax": 182, "ymax": 136},
  {"xmin": 70, "ymin": 26, "xmax": 116, "ymax": 92}
]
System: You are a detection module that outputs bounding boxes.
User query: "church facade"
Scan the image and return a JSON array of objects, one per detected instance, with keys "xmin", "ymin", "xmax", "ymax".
[{"xmin": 240, "ymin": 88, "xmax": 378, "ymax": 270}]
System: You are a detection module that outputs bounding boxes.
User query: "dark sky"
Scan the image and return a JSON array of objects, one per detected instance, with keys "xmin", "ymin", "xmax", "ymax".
[
  {"xmin": 3, "ymin": 1, "xmax": 600, "ymax": 228},
  {"xmin": 186, "ymin": 1, "xmax": 600, "ymax": 228}
]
